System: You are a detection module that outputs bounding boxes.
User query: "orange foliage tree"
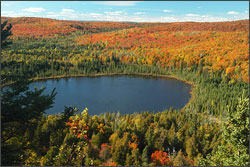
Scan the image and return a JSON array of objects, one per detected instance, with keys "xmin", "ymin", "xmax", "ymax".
[{"xmin": 151, "ymin": 150, "xmax": 171, "ymax": 166}]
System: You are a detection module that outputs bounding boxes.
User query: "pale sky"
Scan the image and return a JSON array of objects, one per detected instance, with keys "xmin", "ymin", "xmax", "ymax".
[{"xmin": 1, "ymin": 1, "xmax": 249, "ymax": 22}]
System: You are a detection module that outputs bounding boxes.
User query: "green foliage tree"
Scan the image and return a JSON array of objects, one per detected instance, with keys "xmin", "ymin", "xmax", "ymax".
[
  {"xmin": 200, "ymin": 92, "xmax": 249, "ymax": 166},
  {"xmin": 91, "ymin": 133, "xmax": 102, "ymax": 148},
  {"xmin": 173, "ymin": 150, "xmax": 191, "ymax": 166},
  {"xmin": 112, "ymin": 132, "xmax": 130, "ymax": 165},
  {"xmin": 1, "ymin": 20, "xmax": 12, "ymax": 49},
  {"xmin": 125, "ymin": 148, "xmax": 141, "ymax": 166},
  {"xmin": 1, "ymin": 17, "xmax": 249, "ymax": 166},
  {"xmin": 142, "ymin": 145, "xmax": 150, "ymax": 166},
  {"xmin": 1, "ymin": 78, "xmax": 56, "ymax": 165},
  {"xmin": 40, "ymin": 146, "xmax": 59, "ymax": 166},
  {"xmin": 185, "ymin": 133, "xmax": 198, "ymax": 159}
]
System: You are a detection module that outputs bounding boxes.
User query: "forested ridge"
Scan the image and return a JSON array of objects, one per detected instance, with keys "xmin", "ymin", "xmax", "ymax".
[{"xmin": 1, "ymin": 17, "xmax": 249, "ymax": 166}]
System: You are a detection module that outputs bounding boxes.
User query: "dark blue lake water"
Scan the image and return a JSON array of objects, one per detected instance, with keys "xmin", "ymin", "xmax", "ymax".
[{"xmin": 28, "ymin": 75, "xmax": 191, "ymax": 115}]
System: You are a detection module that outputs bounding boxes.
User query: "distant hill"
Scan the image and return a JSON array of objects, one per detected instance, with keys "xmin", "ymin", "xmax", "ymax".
[
  {"xmin": 1, "ymin": 17, "xmax": 139, "ymax": 38},
  {"xmin": 1, "ymin": 17, "xmax": 249, "ymax": 38}
]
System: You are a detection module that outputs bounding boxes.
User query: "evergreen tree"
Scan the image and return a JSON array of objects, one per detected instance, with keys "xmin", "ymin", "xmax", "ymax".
[
  {"xmin": 125, "ymin": 148, "xmax": 141, "ymax": 166},
  {"xmin": 173, "ymin": 150, "xmax": 190, "ymax": 166},
  {"xmin": 200, "ymin": 92, "xmax": 249, "ymax": 166},
  {"xmin": 1, "ymin": 20, "xmax": 12, "ymax": 49},
  {"xmin": 185, "ymin": 132, "xmax": 198, "ymax": 159},
  {"xmin": 142, "ymin": 145, "xmax": 150, "ymax": 166},
  {"xmin": 1, "ymin": 78, "xmax": 56, "ymax": 165}
]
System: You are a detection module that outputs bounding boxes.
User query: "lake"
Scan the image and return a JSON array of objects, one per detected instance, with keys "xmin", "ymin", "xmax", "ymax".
[{"xmin": 28, "ymin": 75, "xmax": 192, "ymax": 115}]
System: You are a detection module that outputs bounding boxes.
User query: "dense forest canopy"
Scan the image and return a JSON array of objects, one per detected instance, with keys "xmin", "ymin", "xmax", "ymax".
[
  {"xmin": 1, "ymin": 17, "xmax": 141, "ymax": 38},
  {"xmin": 1, "ymin": 17, "xmax": 249, "ymax": 166},
  {"xmin": 1, "ymin": 17, "xmax": 249, "ymax": 38},
  {"xmin": 1, "ymin": 17, "xmax": 249, "ymax": 83}
]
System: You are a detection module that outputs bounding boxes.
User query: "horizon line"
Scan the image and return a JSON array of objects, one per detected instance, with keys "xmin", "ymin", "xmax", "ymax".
[{"xmin": 2, "ymin": 16, "xmax": 249, "ymax": 24}]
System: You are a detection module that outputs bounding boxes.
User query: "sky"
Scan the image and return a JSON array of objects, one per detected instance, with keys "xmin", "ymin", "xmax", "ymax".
[{"xmin": 1, "ymin": 1, "xmax": 249, "ymax": 22}]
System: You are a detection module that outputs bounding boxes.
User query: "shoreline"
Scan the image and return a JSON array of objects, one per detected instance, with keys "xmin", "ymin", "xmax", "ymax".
[
  {"xmin": 2, "ymin": 73, "xmax": 195, "ymax": 87},
  {"xmin": 2, "ymin": 73, "xmax": 196, "ymax": 111},
  {"xmin": 32, "ymin": 73, "xmax": 195, "ymax": 86}
]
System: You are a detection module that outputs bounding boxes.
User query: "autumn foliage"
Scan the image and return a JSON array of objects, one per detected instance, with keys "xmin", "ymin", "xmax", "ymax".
[
  {"xmin": 99, "ymin": 143, "xmax": 112, "ymax": 161},
  {"xmin": 103, "ymin": 160, "xmax": 117, "ymax": 166},
  {"xmin": 1, "ymin": 16, "xmax": 249, "ymax": 166},
  {"xmin": 77, "ymin": 20, "xmax": 249, "ymax": 82},
  {"xmin": 1, "ymin": 17, "xmax": 248, "ymax": 82},
  {"xmin": 1, "ymin": 17, "xmax": 138, "ymax": 38},
  {"xmin": 66, "ymin": 117, "xmax": 89, "ymax": 139},
  {"xmin": 151, "ymin": 150, "xmax": 171, "ymax": 166}
]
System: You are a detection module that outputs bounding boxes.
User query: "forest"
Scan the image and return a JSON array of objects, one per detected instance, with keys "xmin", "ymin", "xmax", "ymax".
[{"xmin": 1, "ymin": 17, "xmax": 249, "ymax": 166}]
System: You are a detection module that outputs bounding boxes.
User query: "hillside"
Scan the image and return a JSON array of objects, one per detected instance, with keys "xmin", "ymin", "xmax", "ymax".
[
  {"xmin": 1, "ymin": 17, "xmax": 140, "ymax": 38},
  {"xmin": 1, "ymin": 16, "xmax": 249, "ymax": 166},
  {"xmin": 77, "ymin": 22, "xmax": 249, "ymax": 82},
  {"xmin": 1, "ymin": 17, "xmax": 248, "ymax": 82},
  {"xmin": 1, "ymin": 17, "xmax": 249, "ymax": 38}
]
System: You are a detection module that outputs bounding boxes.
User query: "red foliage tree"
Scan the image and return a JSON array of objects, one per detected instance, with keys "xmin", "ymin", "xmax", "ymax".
[
  {"xmin": 99, "ymin": 143, "xmax": 112, "ymax": 161},
  {"xmin": 151, "ymin": 150, "xmax": 171, "ymax": 166}
]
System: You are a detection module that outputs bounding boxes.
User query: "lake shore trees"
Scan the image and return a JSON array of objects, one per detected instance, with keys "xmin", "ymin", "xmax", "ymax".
[{"xmin": 1, "ymin": 17, "xmax": 249, "ymax": 166}]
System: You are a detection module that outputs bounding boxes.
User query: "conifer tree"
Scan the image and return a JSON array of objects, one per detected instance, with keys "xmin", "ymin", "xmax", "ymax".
[
  {"xmin": 1, "ymin": 77, "xmax": 56, "ymax": 165},
  {"xmin": 173, "ymin": 150, "xmax": 186, "ymax": 166},
  {"xmin": 200, "ymin": 92, "xmax": 249, "ymax": 166},
  {"xmin": 142, "ymin": 145, "xmax": 150, "ymax": 166},
  {"xmin": 1, "ymin": 20, "xmax": 12, "ymax": 49}
]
